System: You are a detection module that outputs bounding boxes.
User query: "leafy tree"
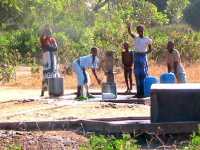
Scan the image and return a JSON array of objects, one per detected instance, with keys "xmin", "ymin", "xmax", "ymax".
[
  {"xmin": 166, "ymin": 0, "xmax": 190, "ymax": 23},
  {"xmin": 184, "ymin": 0, "xmax": 200, "ymax": 30},
  {"xmin": 0, "ymin": 0, "xmax": 23, "ymax": 30},
  {"xmin": 148, "ymin": 0, "xmax": 167, "ymax": 11}
]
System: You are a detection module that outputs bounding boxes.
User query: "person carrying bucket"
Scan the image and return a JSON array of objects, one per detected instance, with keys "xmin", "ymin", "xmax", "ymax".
[
  {"xmin": 40, "ymin": 26, "xmax": 59, "ymax": 97},
  {"xmin": 72, "ymin": 47, "xmax": 101, "ymax": 100},
  {"xmin": 166, "ymin": 41, "xmax": 186, "ymax": 83},
  {"xmin": 127, "ymin": 23, "xmax": 153, "ymax": 98}
]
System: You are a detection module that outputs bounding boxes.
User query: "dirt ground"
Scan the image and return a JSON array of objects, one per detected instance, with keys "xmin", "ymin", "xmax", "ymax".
[
  {"xmin": 0, "ymin": 88, "xmax": 149, "ymax": 150},
  {"xmin": 0, "ymin": 97, "xmax": 149, "ymax": 122},
  {"xmin": 0, "ymin": 130, "xmax": 88, "ymax": 150},
  {"xmin": 1, "ymin": 63, "xmax": 198, "ymax": 149},
  {"xmin": 0, "ymin": 65, "xmax": 150, "ymax": 121}
]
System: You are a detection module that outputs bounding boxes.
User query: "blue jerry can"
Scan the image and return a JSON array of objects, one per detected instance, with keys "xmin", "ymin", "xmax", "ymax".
[
  {"xmin": 144, "ymin": 76, "xmax": 158, "ymax": 97},
  {"xmin": 160, "ymin": 72, "xmax": 176, "ymax": 83}
]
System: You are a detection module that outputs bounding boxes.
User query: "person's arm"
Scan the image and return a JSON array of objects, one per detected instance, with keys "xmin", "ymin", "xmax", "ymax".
[
  {"xmin": 127, "ymin": 23, "xmax": 135, "ymax": 39},
  {"xmin": 92, "ymin": 68, "xmax": 101, "ymax": 84},
  {"xmin": 173, "ymin": 50, "xmax": 181, "ymax": 76},
  {"xmin": 146, "ymin": 44, "xmax": 152, "ymax": 54},
  {"xmin": 49, "ymin": 37, "xmax": 58, "ymax": 51},
  {"xmin": 146, "ymin": 37, "xmax": 153, "ymax": 54},
  {"xmin": 174, "ymin": 61, "xmax": 179, "ymax": 76},
  {"xmin": 122, "ymin": 52, "xmax": 125, "ymax": 65}
]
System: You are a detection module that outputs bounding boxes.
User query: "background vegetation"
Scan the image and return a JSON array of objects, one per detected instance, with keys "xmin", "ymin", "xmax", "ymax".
[{"xmin": 0, "ymin": 0, "xmax": 200, "ymax": 68}]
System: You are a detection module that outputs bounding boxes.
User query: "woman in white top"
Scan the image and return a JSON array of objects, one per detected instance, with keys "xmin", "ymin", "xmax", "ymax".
[
  {"xmin": 128, "ymin": 23, "xmax": 153, "ymax": 98},
  {"xmin": 72, "ymin": 47, "xmax": 101, "ymax": 99}
]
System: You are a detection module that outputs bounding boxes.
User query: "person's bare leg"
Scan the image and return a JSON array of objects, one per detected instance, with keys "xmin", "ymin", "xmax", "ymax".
[
  {"xmin": 124, "ymin": 69, "xmax": 129, "ymax": 92},
  {"xmin": 129, "ymin": 69, "xmax": 133, "ymax": 92},
  {"xmin": 77, "ymin": 86, "xmax": 81, "ymax": 97},
  {"xmin": 40, "ymin": 79, "xmax": 47, "ymax": 96},
  {"xmin": 85, "ymin": 84, "xmax": 89, "ymax": 96}
]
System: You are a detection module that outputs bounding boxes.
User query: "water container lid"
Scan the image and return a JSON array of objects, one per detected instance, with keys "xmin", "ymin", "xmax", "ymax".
[{"xmin": 152, "ymin": 83, "xmax": 200, "ymax": 90}]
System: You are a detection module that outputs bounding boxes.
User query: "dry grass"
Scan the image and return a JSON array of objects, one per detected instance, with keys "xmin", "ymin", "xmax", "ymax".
[{"xmin": 3, "ymin": 62, "xmax": 200, "ymax": 89}]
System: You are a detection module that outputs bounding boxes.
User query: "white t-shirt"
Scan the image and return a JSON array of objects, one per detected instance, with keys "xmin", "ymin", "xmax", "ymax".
[
  {"xmin": 134, "ymin": 36, "xmax": 152, "ymax": 53},
  {"xmin": 79, "ymin": 55, "xmax": 99, "ymax": 69}
]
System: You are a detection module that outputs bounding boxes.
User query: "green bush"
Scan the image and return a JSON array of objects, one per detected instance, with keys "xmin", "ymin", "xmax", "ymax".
[
  {"xmin": 6, "ymin": 144, "xmax": 22, "ymax": 150},
  {"xmin": 183, "ymin": 132, "xmax": 200, "ymax": 150},
  {"xmin": 148, "ymin": 24, "xmax": 200, "ymax": 62},
  {"xmin": 80, "ymin": 134, "xmax": 139, "ymax": 150},
  {"xmin": 8, "ymin": 29, "xmax": 40, "ymax": 64},
  {"xmin": 184, "ymin": 0, "xmax": 200, "ymax": 30},
  {"xmin": 0, "ymin": 65, "xmax": 16, "ymax": 83}
]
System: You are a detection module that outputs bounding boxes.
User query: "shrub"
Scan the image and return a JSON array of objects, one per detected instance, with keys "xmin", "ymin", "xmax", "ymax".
[
  {"xmin": 183, "ymin": 132, "xmax": 200, "ymax": 150},
  {"xmin": 80, "ymin": 134, "xmax": 139, "ymax": 150},
  {"xmin": 184, "ymin": 0, "xmax": 200, "ymax": 30},
  {"xmin": 8, "ymin": 29, "xmax": 40, "ymax": 64},
  {"xmin": 147, "ymin": 24, "xmax": 200, "ymax": 62}
]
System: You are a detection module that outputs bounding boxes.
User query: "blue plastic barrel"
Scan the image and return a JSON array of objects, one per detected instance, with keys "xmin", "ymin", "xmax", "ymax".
[
  {"xmin": 144, "ymin": 76, "xmax": 159, "ymax": 97},
  {"xmin": 160, "ymin": 72, "xmax": 176, "ymax": 83}
]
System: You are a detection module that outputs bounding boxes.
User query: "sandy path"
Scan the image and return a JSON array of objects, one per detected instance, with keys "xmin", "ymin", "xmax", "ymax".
[
  {"xmin": 0, "ymin": 88, "xmax": 149, "ymax": 122},
  {"xmin": 1, "ymin": 102, "xmax": 149, "ymax": 122},
  {"xmin": 0, "ymin": 88, "xmax": 41, "ymax": 102}
]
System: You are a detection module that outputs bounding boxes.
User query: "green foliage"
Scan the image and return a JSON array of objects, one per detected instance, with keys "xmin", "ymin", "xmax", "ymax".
[
  {"xmin": 148, "ymin": 0, "xmax": 167, "ymax": 11},
  {"xmin": 183, "ymin": 131, "xmax": 200, "ymax": 150},
  {"xmin": 6, "ymin": 144, "xmax": 22, "ymax": 150},
  {"xmin": 148, "ymin": 24, "xmax": 200, "ymax": 62},
  {"xmin": 80, "ymin": 134, "xmax": 139, "ymax": 150},
  {"xmin": 0, "ymin": 0, "xmax": 200, "ymax": 67},
  {"xmin": 0, "ymin": 45, "xmax": 16, "ymax": 65},
  {"xmin": 0, "ymin": 0, "xmax": 23, "ymax": 30},
  {"xmin": 8, "ymin": 29, "xmax": 40, "ymax": 64},
  {"xmin": 184, "ymin": 0, "xmax": 200, "ymax": 30},
  {"xmin": 116, "ymin": 0, "xmax": 169, "ymax": 26},
  {"xmin": 166, "ymin": 0, "xmax": 190, "ymax": 23},
  {"xmin": 0, "ymin": 65, "xmax": 16, "ymax": 83}
]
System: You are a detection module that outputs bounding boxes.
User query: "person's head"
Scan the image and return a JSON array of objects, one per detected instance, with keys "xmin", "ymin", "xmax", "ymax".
[
  {"xmin": 123, "ymin": 42, "xmax": 129, "ymax": 51},
  {"xmin": 43, "ymin": 26, "xmax": 52, "ymax": 37},
  {"xmin": 167, "ymin": 41, "xmax": 175, "ymax": 53},
  {"xmin": 136, "ymin": 25, "xmax": 144, "ymax": 37},
  {"xmin": 91, "ymin": 47, "xmax": 98, "ymax": 56}
]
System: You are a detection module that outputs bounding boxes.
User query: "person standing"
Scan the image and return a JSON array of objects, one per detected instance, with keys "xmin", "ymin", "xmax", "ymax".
[
  {"xmin": 72, "ymin": 47, "xmax": 101, "ymax": 99},
  {"xmin": 127, "ymin": 23, "xmax": 153, "ymax": 98},
  {"xmin": 166, "ymin": 41, "xmax": 186, "ymax": 83},
  {"xmin": 40, "ymin": 27, "xmax": 58, "ymax": 96},
  {"xmin": 121, "ymin": 42, "xmax": 133, "ymax": 93}
]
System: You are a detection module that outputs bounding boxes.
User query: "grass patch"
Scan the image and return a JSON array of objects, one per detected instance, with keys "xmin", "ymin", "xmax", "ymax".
[
  {"xmin": 80, "ymin": 134, "xmax": 140, "ymax": 150},
  {"xmin": 183, "ymin": 132, "xmax": 200, "ymax": 150},
  {"xmin": 6, "ymin": 144, "xmax": 22, "ymax": 150}
]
